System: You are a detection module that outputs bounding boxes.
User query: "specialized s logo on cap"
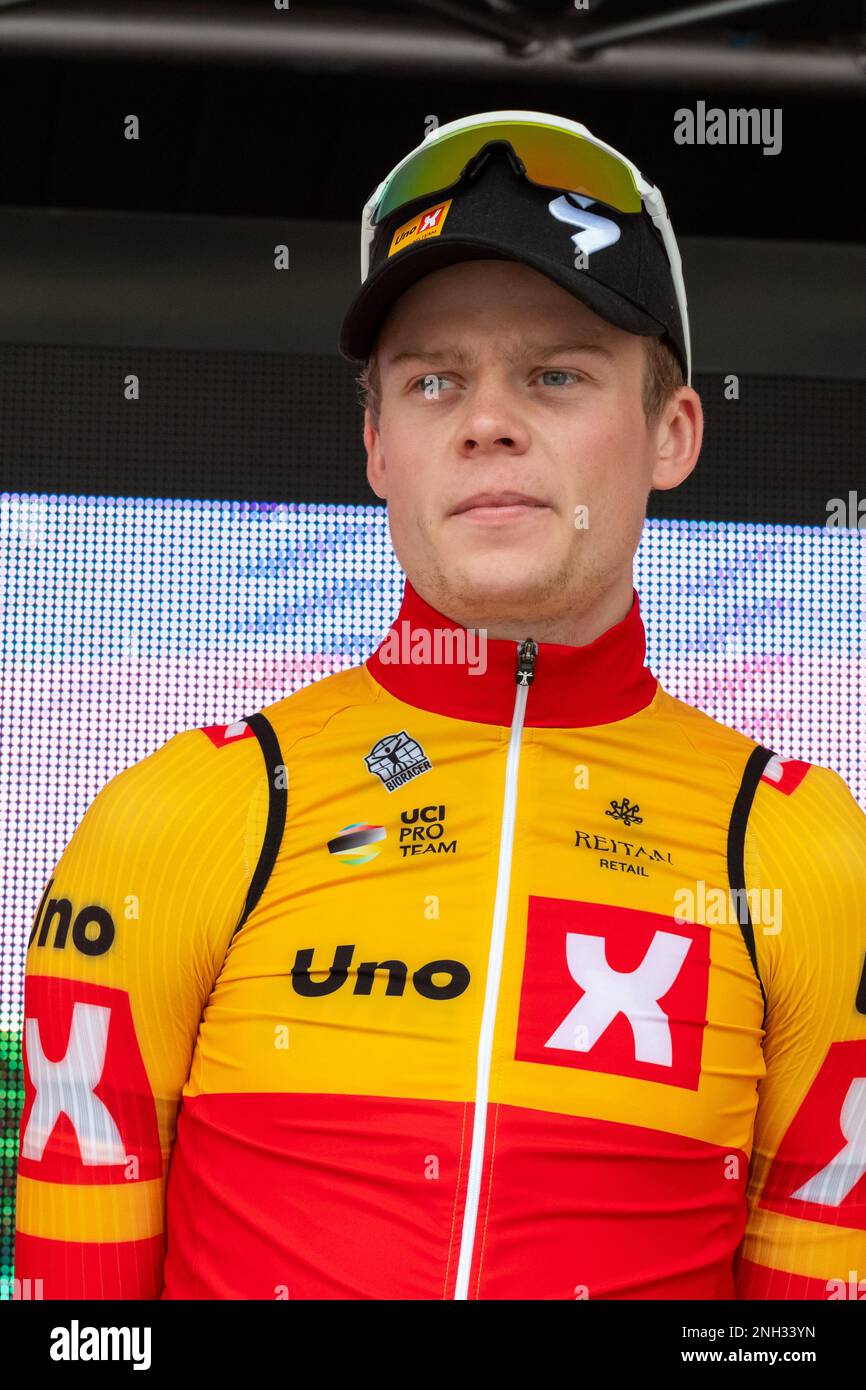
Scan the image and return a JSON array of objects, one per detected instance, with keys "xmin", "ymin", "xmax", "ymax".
[
  {"xmin": 388, "ymin": 199, "xmax": 453, "ymax": 258},
  {"xmin": 549, "ymin": 193, "xmax": 621, "ymax": 259}
]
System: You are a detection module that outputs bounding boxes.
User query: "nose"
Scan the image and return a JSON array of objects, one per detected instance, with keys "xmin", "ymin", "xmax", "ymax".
[{"xmin": 456, "ymin": 378, "xmax": 531, "ymax": 458}]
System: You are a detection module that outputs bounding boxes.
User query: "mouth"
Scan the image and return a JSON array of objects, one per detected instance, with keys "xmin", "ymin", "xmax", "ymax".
[{"xmin": 451, "ymin": 493, "xmax": 550, "ymax": 524}]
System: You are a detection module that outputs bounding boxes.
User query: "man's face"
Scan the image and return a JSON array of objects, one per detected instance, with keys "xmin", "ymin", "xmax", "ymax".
[{"xmin": 364, "ymin": 258, "xmax": 700, "ymax": 629}]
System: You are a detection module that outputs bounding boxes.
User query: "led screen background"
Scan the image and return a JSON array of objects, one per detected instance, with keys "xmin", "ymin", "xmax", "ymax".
[{"xmin": 1, "ymin": 492, "xmax": 864, "ymax": 1292}]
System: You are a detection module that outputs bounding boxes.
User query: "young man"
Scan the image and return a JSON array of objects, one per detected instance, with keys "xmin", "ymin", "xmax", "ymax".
[{"xmin": 15, "ymin": 112, "xmax": 866, "ymax": 1300}]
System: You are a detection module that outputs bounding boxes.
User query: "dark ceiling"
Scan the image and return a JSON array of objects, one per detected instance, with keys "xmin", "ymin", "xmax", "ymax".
[{"xmin": 0, "ymin": 0, "xmax": 863, "ymax": 241}]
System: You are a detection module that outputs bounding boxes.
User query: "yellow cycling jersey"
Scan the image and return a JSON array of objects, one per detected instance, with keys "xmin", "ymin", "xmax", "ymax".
[{"xmin": 14, "ymin": 579, "xmax": 866, "ymax": 1299}]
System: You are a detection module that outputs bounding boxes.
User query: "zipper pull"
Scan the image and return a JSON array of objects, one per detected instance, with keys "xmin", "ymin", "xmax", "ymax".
[{"xmin": 515, "ymin": 637, "xmax": 538, "ymax": 687}]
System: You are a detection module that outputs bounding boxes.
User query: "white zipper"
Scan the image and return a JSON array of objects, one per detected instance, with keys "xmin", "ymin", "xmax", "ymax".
[{"xmin": 453, "ymin": 637, "xmax": 537, "ymax": 1300}]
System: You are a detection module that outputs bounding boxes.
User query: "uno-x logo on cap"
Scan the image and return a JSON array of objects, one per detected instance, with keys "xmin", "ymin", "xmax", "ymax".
[{"xmin": 388, "ymin": 199, "xmax": 453, "ymax": 258}]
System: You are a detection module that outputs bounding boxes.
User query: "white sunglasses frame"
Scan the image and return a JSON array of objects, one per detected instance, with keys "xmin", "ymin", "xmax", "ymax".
[{"xmin": 359, "ymin": 109, "xmax": 692, "ymax": 386}]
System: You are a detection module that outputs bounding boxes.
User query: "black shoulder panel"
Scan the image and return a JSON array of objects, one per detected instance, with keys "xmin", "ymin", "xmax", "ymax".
[
  {"xmin": 232, "ymin": 711, "xmax": 288, "ymax": 940},
  {"xmin": 727, "ymin": 742, "xmax": 777, "ymax": 1024}
]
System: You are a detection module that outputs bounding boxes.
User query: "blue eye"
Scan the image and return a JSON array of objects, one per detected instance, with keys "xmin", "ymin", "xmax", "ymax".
[{"xmin": 539, "ymin": 370, "xmax": 579, "ymax": 387}]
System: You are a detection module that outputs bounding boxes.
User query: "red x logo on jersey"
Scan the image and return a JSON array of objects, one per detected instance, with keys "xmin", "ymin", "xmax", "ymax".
[
  {"xmin": 515, "ymin": 896, "xmax": 710, "ymax": 1090},
  {"xmin": 17, "ymin": 976, "xmax": 161, "ymax": 1185},
  {"xmin": 758, "ymin": 1040, "xmax": 866, "ymax": 1229}
]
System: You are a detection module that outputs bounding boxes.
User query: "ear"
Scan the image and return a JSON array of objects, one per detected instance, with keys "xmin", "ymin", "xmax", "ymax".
[
  {"xmin": 364, "ymin": 409, "xmax": 388, "ymax": 501},
  {"xmin": 650, "ymin": 386, "xmax": 703, "ymax": 492}
]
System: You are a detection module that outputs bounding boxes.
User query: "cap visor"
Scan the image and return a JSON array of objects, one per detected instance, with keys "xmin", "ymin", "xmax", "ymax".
[{"xmin": 338, "ymin": 235, "xmax": 667, "ymax": 361}]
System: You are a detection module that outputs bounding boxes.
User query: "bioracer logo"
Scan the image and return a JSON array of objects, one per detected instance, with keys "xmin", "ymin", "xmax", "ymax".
[{"xmin": 365, "ymin": 731, "xmax": 432, "ymax": 793}]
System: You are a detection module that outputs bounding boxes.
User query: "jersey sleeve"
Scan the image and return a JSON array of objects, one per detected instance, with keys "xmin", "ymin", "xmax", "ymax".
[
  {"xmin": 13, "ymin": 722, "xmax": 269, "ymax": 1299},
  {"xmin": 735, "ymin": 760, "xmax": 866, "ymax": 1299}
]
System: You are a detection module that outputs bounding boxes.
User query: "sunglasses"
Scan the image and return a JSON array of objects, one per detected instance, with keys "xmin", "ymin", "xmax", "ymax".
[{"xmin": 359, "ymin": 110, "xmax": 691, "ymax": 385}]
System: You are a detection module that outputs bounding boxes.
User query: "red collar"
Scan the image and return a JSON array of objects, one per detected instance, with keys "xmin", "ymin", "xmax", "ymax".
[{"xmin": 365, "ymin": 578, "xmax": 657, "ymax": 727}]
